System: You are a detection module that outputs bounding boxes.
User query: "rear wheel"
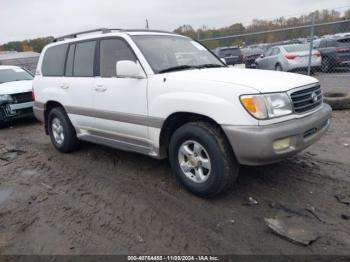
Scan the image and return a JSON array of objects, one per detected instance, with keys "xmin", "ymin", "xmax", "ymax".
[
  {"xmin": 48, "ymin": 107, "xmax": 79, "ymax": 153},
  {"xmin": 169, "ymin": 122, "xmax": 239, "ymax": 198}
]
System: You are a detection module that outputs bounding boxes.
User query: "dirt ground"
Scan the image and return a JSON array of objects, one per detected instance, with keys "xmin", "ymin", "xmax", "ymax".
[{"xmin": 0, "ymin": 110, "xmax": 349, "ymax": 255}]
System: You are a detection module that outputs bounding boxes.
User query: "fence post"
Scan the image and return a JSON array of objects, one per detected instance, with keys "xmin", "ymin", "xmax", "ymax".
[{"xmin": 307, "ymin": 12, "xmax": 316, "ymax": 76}]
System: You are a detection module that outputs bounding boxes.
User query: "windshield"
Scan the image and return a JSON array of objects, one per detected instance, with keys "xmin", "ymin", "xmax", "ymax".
[
  {"xmin": 0, "ymin": 68, "xmax": 33, "ymax": 84},
  {"xmin": 283, "ymin": 44, "xmax": 309, "ymax": 52},
  {"xmin": 132, "ymin": 35, "xmax": 224, "ymax": 73}
]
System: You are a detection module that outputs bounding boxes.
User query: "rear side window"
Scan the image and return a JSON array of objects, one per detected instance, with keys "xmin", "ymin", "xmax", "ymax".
[
  {"xmin": 100, "ymin": 38, "xmax": 137, "ymax": 77},
  {"xmin": 73, "ymin": 41, "xmax": 96, "ymax": 77},
  {"xmin": 42, "ymin": 44, "xmax": 68, "ymax": 76},
  {"xmin": 271, "ymin": 48, "xmax": 280, "ymax": 55}
]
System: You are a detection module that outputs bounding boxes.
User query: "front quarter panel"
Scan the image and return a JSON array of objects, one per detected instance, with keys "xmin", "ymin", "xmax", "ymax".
[{"xmin": 147, "ymin": 74, "xmax": 258, "ymax": 126}]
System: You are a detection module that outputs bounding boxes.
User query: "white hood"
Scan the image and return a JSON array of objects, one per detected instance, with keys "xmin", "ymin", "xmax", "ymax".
[
  {"xmin": 0, "ymin": 80, "xmax": 33, "ymax": 95},
  {"xmin": 163, "ymin": 68, "xmax": 318, "ymax": 93}
]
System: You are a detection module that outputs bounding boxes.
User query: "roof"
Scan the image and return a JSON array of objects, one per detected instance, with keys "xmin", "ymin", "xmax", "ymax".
[{"xmin": 0, "ymin": 52, "xmax": 40, "ymax": 61}]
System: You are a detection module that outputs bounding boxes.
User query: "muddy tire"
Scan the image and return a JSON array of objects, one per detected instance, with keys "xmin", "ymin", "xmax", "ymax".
[
  {"xmin": 323, "ymin": 92, "xmax": 350, "ymax": 110},
  {"xmin": 48, "ymin": 107, "xmax": 80, "ymax": 153},
  {"xmin": 169, "ymin": 122, "xmax": 239, "ymax": 198}
]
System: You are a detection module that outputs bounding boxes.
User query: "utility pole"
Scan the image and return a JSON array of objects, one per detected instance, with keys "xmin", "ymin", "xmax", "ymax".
[
  {"xmin": 145, "ymin": 19, "xmax": 149, "ymax": 30},
  {"xmin": 307, "ymin": 12, "xmax": 315, "ymax": 76}
]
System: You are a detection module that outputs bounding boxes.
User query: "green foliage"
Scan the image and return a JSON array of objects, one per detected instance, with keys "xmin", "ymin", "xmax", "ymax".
[{"xmin": 0, "ymin": 37, "xmax": 54, "ymax": 53}]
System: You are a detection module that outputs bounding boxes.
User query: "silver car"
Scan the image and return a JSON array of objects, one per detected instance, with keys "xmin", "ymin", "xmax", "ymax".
[{"xmin": 255, "ymin": 44, "xmax": 321, "ymax": 72}]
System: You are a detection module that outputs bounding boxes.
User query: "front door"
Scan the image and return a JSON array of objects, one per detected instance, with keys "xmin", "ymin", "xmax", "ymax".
[{"xmin": 93, "ymin": 38, "xmax": 149, "ymax": 144}]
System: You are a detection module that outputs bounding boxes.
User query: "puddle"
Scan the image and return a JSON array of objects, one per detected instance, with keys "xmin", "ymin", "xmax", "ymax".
[{"xmin": 0, "ymin": 189, "xmax": 11, "ymax": 205}]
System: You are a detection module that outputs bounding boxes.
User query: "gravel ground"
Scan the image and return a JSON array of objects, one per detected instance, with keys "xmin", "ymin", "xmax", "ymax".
[{"xmin": 0, "ymin": 110, "xmax": 349, "ymax": 255}]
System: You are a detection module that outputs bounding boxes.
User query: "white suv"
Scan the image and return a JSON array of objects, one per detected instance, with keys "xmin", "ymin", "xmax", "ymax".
[{"xmin": 33, "ymin": 29, "xmax": 332, "ymax": 197}]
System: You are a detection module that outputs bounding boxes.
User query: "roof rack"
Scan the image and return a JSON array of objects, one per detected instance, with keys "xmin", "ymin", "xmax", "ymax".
[
  {"xmin": 54, "ymin": 28, "xmax": 121, "ymax": 42},
  {"xmin": 53, "ymin": 28, "xmax": 178, "ymax": 42}
]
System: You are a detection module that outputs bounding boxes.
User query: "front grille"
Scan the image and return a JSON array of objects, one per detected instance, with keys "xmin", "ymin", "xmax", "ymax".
[
  {"xmin": 11, "ymin": 92, "xmax": 33, "ymax": 104},
  {"xmin": 290, "ymin": 85, "xmax": 322, "ymax": 113}
]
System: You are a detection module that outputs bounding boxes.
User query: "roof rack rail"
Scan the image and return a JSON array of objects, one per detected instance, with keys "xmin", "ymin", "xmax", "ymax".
[{"xmin": 54, "ymin": 28, "xmax": 121, "ymax": 42}]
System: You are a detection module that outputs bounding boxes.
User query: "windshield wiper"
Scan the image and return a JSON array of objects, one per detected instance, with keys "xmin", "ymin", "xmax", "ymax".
[
  {"xmin": 158, "ymin": 65, "xmax": 197, "ymax": 73},
  {"xmin": 196, "ymin": 64, "xmax": 225, "ymax": 69}
]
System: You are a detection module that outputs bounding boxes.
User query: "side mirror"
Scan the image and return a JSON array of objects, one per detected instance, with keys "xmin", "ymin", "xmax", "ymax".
[
  {"xmin": 116, "ymin": 60, "xmax": 146, "ymax": 79},
  {"xmin": 260, "ymin": 54, "xmax": 265, "ymax": 58},
  {"xmin": 220, "ymin": 58, "xmax": 227, "ymax": 64}
]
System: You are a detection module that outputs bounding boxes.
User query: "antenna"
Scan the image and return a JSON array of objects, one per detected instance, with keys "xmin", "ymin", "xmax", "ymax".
[{"xmin": 145, "ymin": 19, "xmax": 150, "ymax": 30}]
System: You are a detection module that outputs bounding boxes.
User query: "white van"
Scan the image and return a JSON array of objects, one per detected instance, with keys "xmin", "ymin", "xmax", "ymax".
[{"xmin": 33, "ymin": 29, "xmax": 331, "ymax": 197}]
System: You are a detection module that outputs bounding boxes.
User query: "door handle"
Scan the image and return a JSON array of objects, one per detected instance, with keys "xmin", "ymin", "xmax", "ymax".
[
  {"xmin": 60, "ymin": 84, "xmax": 69, "ymax": 89},
  {"xmin": 95, "ymin": 86, "xmax": 107, "ymax": 92}
]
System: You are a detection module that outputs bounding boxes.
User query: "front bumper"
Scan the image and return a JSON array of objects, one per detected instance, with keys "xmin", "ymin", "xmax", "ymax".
[
  {"xmin": 223, "ymin": 103, "xmax": 332, "ymax": 166},
  {"xmin": 0, "ymin": 101, "xmax": 34, "ymax": 122}
]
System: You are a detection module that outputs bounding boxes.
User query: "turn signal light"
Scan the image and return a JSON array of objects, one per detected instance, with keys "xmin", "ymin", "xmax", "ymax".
[{"xmin": 241, "ymin": 97, "xmax": 257, "ymax": 113}]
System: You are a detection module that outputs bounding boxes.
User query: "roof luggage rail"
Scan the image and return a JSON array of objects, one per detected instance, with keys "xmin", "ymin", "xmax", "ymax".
[{"xmin": 54, "ymin": 28, "xmax": 121, "ymax": 42}]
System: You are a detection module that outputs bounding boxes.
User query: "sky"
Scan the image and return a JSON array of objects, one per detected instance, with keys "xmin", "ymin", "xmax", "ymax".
[{"xmin": 1, "ymin": 0, "xmax": 349, "ymax": 44}]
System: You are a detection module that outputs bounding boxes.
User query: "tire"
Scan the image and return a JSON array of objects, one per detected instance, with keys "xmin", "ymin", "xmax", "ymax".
[
  {"xmin": 48, "ymin": 107, "xmax": 80, "ymax": 153},
  {"xmin": 275, "ymin": 64, "xmax": 283, "ymax": 71},
  {"xmin": 323, "ymin": 92, "xmax": 350, "ymax": 110},
  {"xmin": 169, "ymin": 122, "xmax": 239, "ymax": 198},
  {"xmin": 0, "ymin": 109, "xmax": 9, "ymax": 129},
  {"xmin": 321, "ymin": 57, "xmax": 332, "ymax": 73}
]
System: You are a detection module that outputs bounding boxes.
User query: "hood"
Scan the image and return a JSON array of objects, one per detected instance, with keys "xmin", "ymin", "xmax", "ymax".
[
  {"xmin": 162, "ymin": 68, "xmax": 318, "ymax": 93},
  {"xmin": 0, "ymin": 80, "xmax": 33, "ymax": 95}
]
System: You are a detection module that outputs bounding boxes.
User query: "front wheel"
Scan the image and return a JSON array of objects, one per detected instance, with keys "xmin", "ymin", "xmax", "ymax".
[
  {"xmin": 48, "ymin": 107, "xmax": 80, "ymax": 153},
  {"xmin": 169, "ymin": 122, "xmax": 239, "ymax": 198}
]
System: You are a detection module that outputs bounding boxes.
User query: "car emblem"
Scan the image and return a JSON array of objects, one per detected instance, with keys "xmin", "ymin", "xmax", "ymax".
[{"xmin": 311, "ymin": 92, "xmax": 318, "ymax": 103}]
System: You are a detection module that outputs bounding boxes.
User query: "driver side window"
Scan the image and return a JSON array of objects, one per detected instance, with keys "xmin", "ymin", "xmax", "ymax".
[{"xmin": 100, "ymin": 38, "xmax": 137, "ymax": 78}]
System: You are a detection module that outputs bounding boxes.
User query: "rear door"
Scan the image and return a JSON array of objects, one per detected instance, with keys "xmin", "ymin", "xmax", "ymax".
[
  {"xmin": 64, "ymin": 40, "xmax": 96, "ymax": 130},
  {"xmin": 258, "ymin": 48, "xmax": 275, "ymax": 69},
  {"xmin": 93, "ymin": 37, "xmax": 149, "ymax": 141},
  {"xmin": 268, "ymin": 47, "xmax": 281, "ymax": 70}
]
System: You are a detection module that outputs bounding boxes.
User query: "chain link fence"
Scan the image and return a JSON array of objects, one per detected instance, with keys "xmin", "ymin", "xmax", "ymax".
[{"xmin": 200, "ymin": 19, "xmax": 350, "ymax": 95}]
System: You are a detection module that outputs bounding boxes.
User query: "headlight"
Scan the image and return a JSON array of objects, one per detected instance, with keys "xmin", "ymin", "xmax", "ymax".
[
  {"xmin": 240, "ymin": 93, "xmax": 293, "ymax": 119},
  {"xmin": 0, "ymin": 94, "xmax": 13, "ymax": 102}
]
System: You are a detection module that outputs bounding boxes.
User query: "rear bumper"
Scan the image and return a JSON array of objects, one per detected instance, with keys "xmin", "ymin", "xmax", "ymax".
[
  {"xmin": 33, "ymin": 102, "xmax": 45, "ymax": 122},
  {"xmin": 222, "ymin": 103, "xmax": 332, "ymax": 166},
  {"xmin": 286, "ymin": 60, "xmax": 321, "ymax": 71}
]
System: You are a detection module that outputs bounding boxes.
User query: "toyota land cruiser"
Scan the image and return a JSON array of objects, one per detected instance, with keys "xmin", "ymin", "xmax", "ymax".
[{"xmin": 33, "ymin": 28, "xmax": 332, "ymax": 197}]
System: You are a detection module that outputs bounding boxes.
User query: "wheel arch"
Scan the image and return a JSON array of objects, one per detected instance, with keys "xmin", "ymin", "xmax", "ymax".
[
  {"xmin": 158, "ymin": 112, "xmax": 233, "ymax": 159},
  {"xmin": 44, "ymin": 101, "xmax": 66, "ymax": 134}
]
